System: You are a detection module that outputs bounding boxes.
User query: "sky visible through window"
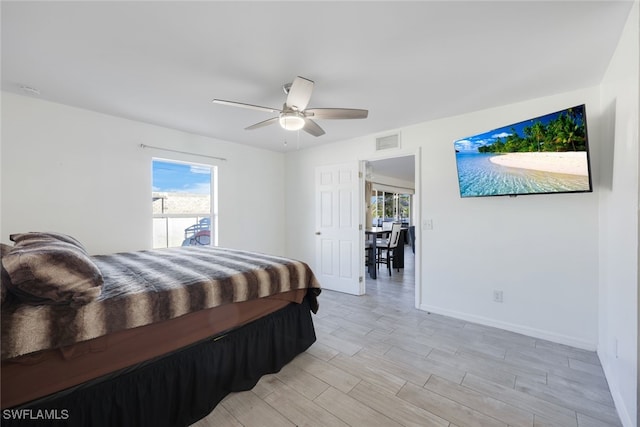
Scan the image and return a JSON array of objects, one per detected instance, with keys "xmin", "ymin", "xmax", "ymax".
[{"xmin": 152, "ymin": 160, "xmax": 211, "ymax": 194}]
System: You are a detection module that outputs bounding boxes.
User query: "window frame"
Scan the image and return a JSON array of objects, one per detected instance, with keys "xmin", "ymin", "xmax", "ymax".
[{"xmin": 151, "ymin": 157, "xmax": 218, "ymax": 248}]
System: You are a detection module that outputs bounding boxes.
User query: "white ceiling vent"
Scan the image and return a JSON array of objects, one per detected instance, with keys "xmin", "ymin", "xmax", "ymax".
[{"xmin": 375, "ymin": 133, "xmax": 400, "ymax": 151}]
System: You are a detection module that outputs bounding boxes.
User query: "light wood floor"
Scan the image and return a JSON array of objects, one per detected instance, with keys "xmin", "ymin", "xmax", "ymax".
[{"xmin": 194, "ymin": 246, "xmax": 622, "ymax": 427}]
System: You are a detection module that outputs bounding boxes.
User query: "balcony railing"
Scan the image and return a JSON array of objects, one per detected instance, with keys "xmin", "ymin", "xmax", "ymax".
[{"xmin": 153, "ymin": 214, "xmax": 211, "ymax": 249}]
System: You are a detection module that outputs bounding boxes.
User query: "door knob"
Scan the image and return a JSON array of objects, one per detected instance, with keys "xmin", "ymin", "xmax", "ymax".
[{"xmin": 315, "ymin": 232, "xmax": 321, "ymax": 235}]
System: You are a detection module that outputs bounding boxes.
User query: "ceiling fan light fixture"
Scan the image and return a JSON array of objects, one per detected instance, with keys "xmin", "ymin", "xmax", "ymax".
[{"xmin": 279, "ymin": 111, "xmax": 305, "ymax": 131}]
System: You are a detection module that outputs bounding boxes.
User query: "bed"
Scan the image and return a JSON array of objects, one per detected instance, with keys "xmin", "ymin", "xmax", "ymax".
[{"xmin": 0, "ymin": 232, "xmax": 321, "ymax": 426}]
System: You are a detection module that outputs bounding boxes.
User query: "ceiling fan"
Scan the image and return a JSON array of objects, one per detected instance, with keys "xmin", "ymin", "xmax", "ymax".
[{"xmin": 212, "ymin": 76, "xmax": 368, "ymax": 137}]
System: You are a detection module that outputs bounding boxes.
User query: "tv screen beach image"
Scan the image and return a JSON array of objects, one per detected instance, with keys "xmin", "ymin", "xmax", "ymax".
[{"xmin": 454, "ymin": 105, "xmax": 592, "ymax": 197}]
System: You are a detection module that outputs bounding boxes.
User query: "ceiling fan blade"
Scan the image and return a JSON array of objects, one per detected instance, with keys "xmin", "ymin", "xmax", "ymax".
[
  {"xmin": 305, "ymin": 108, "xmax": 369, "ymax": 120},
  {"xmin": 212, "ymin": 99, "xmax": 280, "ymax": 114},
  {"xmin": 245, "ymin": 117, "xmax": 279, "ymax": 130},
  {"xmin": 303, "ymin": 118, "xmax": 325, "ymax": 137},
  {"xmin": 286, "ymin": 76, "xmax": 314, "ymax": 111}
]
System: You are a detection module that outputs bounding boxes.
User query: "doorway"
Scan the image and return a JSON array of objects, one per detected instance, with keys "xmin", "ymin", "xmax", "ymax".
[{"xmin": 363, "ymin": 154, "xmax": 420, "ymax": 308}]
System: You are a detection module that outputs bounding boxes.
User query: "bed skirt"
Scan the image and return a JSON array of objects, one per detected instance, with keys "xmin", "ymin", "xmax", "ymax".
[{"xmin": 2, "ymin": 297, "xmax": 317, "ymax": 427}]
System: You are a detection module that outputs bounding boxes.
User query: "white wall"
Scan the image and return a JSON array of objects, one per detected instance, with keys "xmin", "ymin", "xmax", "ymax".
[
  {"xmin": 1, "ymin": 92, "xmax": 286, "ymax": 256},
  {"xmin": 286, "ymin": 86, "xmax": 603, "ymax": 351},
  {"xmin": 598, "ymin": 2, "xmax": 639, "ymax": 426}
]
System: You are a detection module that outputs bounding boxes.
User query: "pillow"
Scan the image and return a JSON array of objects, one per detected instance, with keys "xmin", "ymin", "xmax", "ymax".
[
  {"xmin": 9, "ymin": 232, "xmax": 87, "ymax": 252},
  {"xmin": 2, "ymin": 232, "xmax": 103, "ymax": 306},
  {"xmin": 1, "ymin": 243, "xmax": 14, "ymax": 306}
]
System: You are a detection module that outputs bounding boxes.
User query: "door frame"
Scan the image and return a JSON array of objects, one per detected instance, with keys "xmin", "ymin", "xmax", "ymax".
[{"xmin": 360, "ymin": 147, "xmax": 422, "ymax": 309}]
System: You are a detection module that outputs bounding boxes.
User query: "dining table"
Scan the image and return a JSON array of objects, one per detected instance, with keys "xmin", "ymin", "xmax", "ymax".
[
  {"xmin": 364, "ymin": 227, "xmax": 389, "ymax": 279},
  {"xmin": 364, "ymin": 226, "xmax": 408, "ymax": 279}
]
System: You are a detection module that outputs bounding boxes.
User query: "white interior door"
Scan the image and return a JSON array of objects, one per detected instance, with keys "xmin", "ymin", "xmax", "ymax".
[{"xmin": 315, "ymin": 162, "xmax": 363, "ymax": 295}]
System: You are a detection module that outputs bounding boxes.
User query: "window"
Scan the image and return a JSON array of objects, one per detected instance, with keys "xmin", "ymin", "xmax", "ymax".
[
  {"xmin": 152, "ymin": 159, "xmax": 217, "ymax": 248},
  {"xmin": 370, "ymin": 190, "xmax": 411, "ymax": 226}
]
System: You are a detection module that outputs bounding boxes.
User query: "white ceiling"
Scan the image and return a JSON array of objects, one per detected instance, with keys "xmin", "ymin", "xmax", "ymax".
[
  {"xmin": 1, "ymin": 1, "xmax": 633, "ymax": 154},
  {"xmin": 369, "ymin": 156, "xmax": 416, "ymax": 184}
]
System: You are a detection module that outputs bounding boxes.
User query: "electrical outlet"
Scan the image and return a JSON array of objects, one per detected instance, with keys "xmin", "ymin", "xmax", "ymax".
[
  {"xmin": 423, "ymin": 219, "xmax": 433, "ymax": 230},
  {"xmin": 493, "ymin": 290, "xmax": 503, "ymax": 303}
]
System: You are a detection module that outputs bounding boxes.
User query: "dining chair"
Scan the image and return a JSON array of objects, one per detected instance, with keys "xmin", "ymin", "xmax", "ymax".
[
  {"xmin": 408, "ymin": 225, "xmax": 416, "ymax": 254},
  {"xmin": 364, "ymin": 240, "xmax": 372, "ymax": 266},
  {"xmin": 376, "ymin": 222, "xmax": 402, "ymax": 276}
]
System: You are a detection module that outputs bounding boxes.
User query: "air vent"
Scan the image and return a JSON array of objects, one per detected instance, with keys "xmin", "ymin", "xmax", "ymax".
[{"xmin": 375, "ymin": 133, "xmax": 400, "ymax": 151}]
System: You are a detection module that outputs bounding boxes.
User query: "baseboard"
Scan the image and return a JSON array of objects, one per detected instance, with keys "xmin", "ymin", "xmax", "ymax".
[
  {"xmin": 419, "ymin": 304, "xmax": 596, "ymax": 351},
  {"xmin": 598, "ymin": 351, "xmax": 635, "ymax": 427}
]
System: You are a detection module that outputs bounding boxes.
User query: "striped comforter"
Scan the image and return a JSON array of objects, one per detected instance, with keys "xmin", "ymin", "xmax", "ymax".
[{"xmin": 1, "ymin": 246, "xmax": 321, "ymax": 360}]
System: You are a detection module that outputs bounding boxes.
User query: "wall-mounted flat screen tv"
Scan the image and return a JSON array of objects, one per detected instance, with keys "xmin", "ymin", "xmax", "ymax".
[{"xmin": 453, "ymin": 104, "xmax": 592, "ymax": 198}]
